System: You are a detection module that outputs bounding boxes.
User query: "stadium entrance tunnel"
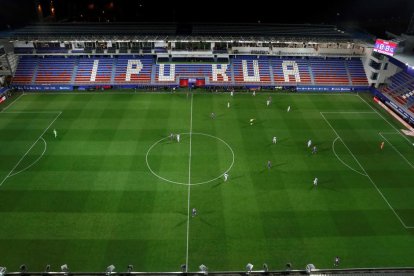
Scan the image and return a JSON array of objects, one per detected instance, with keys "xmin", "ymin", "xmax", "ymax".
[{"xmin": 146, "ymin": 133, "xmax": 234, "ymax": 185}]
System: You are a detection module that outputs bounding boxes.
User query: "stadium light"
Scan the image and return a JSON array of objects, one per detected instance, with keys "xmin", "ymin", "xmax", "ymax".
[
  {"xmin": 199, "ymin": 264, "xmax": 208, "ymax": 275},
  {"xmin": 306, "ymin": 264, "xmax": 315, "ymax": 274},
  {"xmin": 106, "ymin": 265, "xmax": 115, "ymax": 275},
  {"xmin": 60, "ymin": 264, "xmax": 68, "ymax": 274},
  {"xmin": 246, "ymin": 263, "xmax": 253, "ymax": 274},
  {"xmin": 0, "ymin": 267, "xmax": 6, "ymax": 276}
]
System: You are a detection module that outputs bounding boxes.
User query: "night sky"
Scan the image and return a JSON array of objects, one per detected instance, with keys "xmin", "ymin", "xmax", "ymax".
[{"xmin": 0, "ymin": 0, "xmax": 412, "ymax": 36}]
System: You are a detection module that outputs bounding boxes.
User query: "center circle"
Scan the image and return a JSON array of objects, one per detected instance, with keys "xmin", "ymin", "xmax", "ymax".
[{"xmin": 146, "ymin": 133, "xmax": 234, "ymax": 185}]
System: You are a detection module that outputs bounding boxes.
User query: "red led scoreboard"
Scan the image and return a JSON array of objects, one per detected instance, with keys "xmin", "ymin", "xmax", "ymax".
[{"xmin": 374, "ymin": 39, "xmax": 397, "ymax": 56}]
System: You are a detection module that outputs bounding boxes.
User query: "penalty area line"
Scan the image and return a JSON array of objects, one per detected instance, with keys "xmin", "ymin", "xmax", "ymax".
[
  {"xmin": 357, "ymin": 94, "xmax": 413, "ymax": 145},
  {"xmin": 0, "ymin": 111, "xmax": 62, "ymax": 187},
  {"xmin": 379, "ymin": 132, "xmax": 414, "ymax": 169},
  {"xmin": 9, "ymin": 137, "xmax": 47, "ymax": 178},
  {"xmin": 332, "ymin": 137, "xmax": 367, "ymax": 177},
  {"xmin": 321, "ymin": 112, "xmax": 414, "ymax": 229}
]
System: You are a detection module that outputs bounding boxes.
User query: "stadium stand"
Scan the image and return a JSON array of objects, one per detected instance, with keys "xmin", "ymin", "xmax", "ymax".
[
  {"xmin": 155, "ymin": 63, "xmax": 232, "ymax": 85},
  {"xmin": 348, "ymin": 58, "xmax": 370, "ymax": 86},
  {"xmin": 11, "ymin": 55, "xmax": 368, "ymax": 88},
  {"xmin": 114, "ymin": 56, "xmax": 153, "ymax": 84},
  {"xmin": 309, "ymin": 58, "xmax": 350, "ymax": 85},
  {"xmin": 271, "ymin": 58, "xmax": 312, "ymax": 85},
  {"xmin": 35, "ymin": 57, "xmax": 75, "ymax": 84},
  {"xmin": 12, "ymin": 56, "xmax": 38, "ymax": 84},
  {"xmin": 232, "ymin": 56, "xmax": 272, "ymax": 85},
  {"xmin": 75, "ymin": 57, "xmax": 113, "ymax": 84},
  {"xmin": 380, "ymin": 70, "xmax": 414, "ymax": 113}
]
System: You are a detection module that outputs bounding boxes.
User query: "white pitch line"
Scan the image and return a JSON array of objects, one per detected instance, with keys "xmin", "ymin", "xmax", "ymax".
[
  {"xmin": 379, "ymin": 132, "xmax": 414, "ymax": 169},
  {"xmin": 321, "ymin": 111, "xmax": 376, "ymax": 114},
  {"xmin": 145, "ymin": 132, "xmax": 235, "ymax": 186},
  {"xmin": 193, "ymin": 92, "xmax": 360, "ymax": 96},
  {"xmin": 24, "ymin": 92, "xmax": 164, "ymax": 95},
  {"xmin": 2, "ymin": 111, "xmax": 63, "ymax": 114},
  {"xmin": 185, "ymin": 93, "xmax": 193, "ymax": 271},
  {"xmin": 9, "ymin": 137, "xmax": 47, "ymax": 178},
  {"xmin": 21, "ymin": 91, "xmax": 361, "ymax": 96},
  {"xmin": 320, "ymin": 112, "xmax": 413, "ymax": 229},
  {"xmin": 380, "ymin": 132, "xmax": 403, "ymax": 135},
  {"xmin": 332, "ymin": 137, "xmax": 367, "ymax": 177},
  {"xmin": 0, "ymin": 112, "xmax": 62, "ymax": 187},
  {"xmin": 357, "ymin": 94, "xmax": 413, "ymax": 145},
  {"xmin": 1, "ymin": 93, "xmax": 25, "ymax": 113}
]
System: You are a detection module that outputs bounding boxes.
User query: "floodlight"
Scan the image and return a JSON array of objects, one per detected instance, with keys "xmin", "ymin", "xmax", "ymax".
[
  {"xmin": 246, "ymin": 263, "xmax": 253, "ymax": 274},
  {"xmin": 106, "ymin": 265, "xmax": 115, "ymax": 274},
  {"xmin": 199, "ymin": 264, "xmax": 208, "ymax": 275},
  {"xmin": 306, "ymin": 264, "xmax": 315, "ymax": 274},
  {"xmin": 60, "ymin": 264, "xmax": 68, "ymax": 272},
  {"xmin": 0, "ymin": 267, "xmax": 6, "ymax": 276}
]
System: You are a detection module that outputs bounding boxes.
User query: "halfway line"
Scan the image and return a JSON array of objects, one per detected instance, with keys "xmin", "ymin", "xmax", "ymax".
[{"xmin": 185, "ymin": 93, "xmax": 193, "ymax": 271}]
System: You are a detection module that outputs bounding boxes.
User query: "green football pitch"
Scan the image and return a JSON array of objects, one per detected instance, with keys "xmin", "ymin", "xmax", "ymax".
[{"xmin": 0, "ymin": 91, "xmax": 413, "ymax": 272}]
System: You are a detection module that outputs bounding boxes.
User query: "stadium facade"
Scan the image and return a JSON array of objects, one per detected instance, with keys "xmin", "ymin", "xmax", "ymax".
[{"xmin": 1, "ymin": 23, "xmax": 413, "ymax": 126}]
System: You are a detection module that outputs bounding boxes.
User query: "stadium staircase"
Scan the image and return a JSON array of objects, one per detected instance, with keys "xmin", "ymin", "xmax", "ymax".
[
  {"xmin": 110, "ymin": 58, "xmax": 117, "ymax": 84},
  {"xmin": 229, "ymin": 59, "xmax": 236, "ymax": 86},
  {"xmin": 71, "ymin": 58, "xmax": 79, "ymax": 85},
  {"xmin": 307, "ymin": 59, "xmax": 316, "ymax": 85},
  {"xmin": 268, "ymin": 60, "xmax": 276, "ymax": 85},
  {"xmin": 30, "ymin": 58, "xmax": 39, "ymax": 85},
  {"xmin": 151, "ymin": 63, "xmax": 157, "ymax": 85},
  {"xmin": 344, "ymin": 60, "xmax": 353, "ymax": 86}
]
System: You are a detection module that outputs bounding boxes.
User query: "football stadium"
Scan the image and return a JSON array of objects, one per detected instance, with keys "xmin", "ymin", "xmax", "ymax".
[{"xmin": 0, "ymin": 1, "xmax": 413, "ymax": 275}]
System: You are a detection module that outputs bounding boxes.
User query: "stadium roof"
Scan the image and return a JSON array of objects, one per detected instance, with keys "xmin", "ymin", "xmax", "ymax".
[
  {"xmin": 8, "ymin": 22, "xmax": 176, "ymax": 37},
  {"xmin": 192, "ymin": 23, "xmax": 350, "ymax": 37},
  {"xmin": 3, "ymin": 22, "xmax": 357, "ymax": 42},
  {"xmin": 394, "ymin": 53, "xmax": 414, "ymax": 68}
]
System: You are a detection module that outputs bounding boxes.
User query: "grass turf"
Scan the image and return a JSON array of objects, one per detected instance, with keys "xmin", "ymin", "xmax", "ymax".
[{"xmin": 0, "ymin": 91, "xmax": 413, "ymax": 272}]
